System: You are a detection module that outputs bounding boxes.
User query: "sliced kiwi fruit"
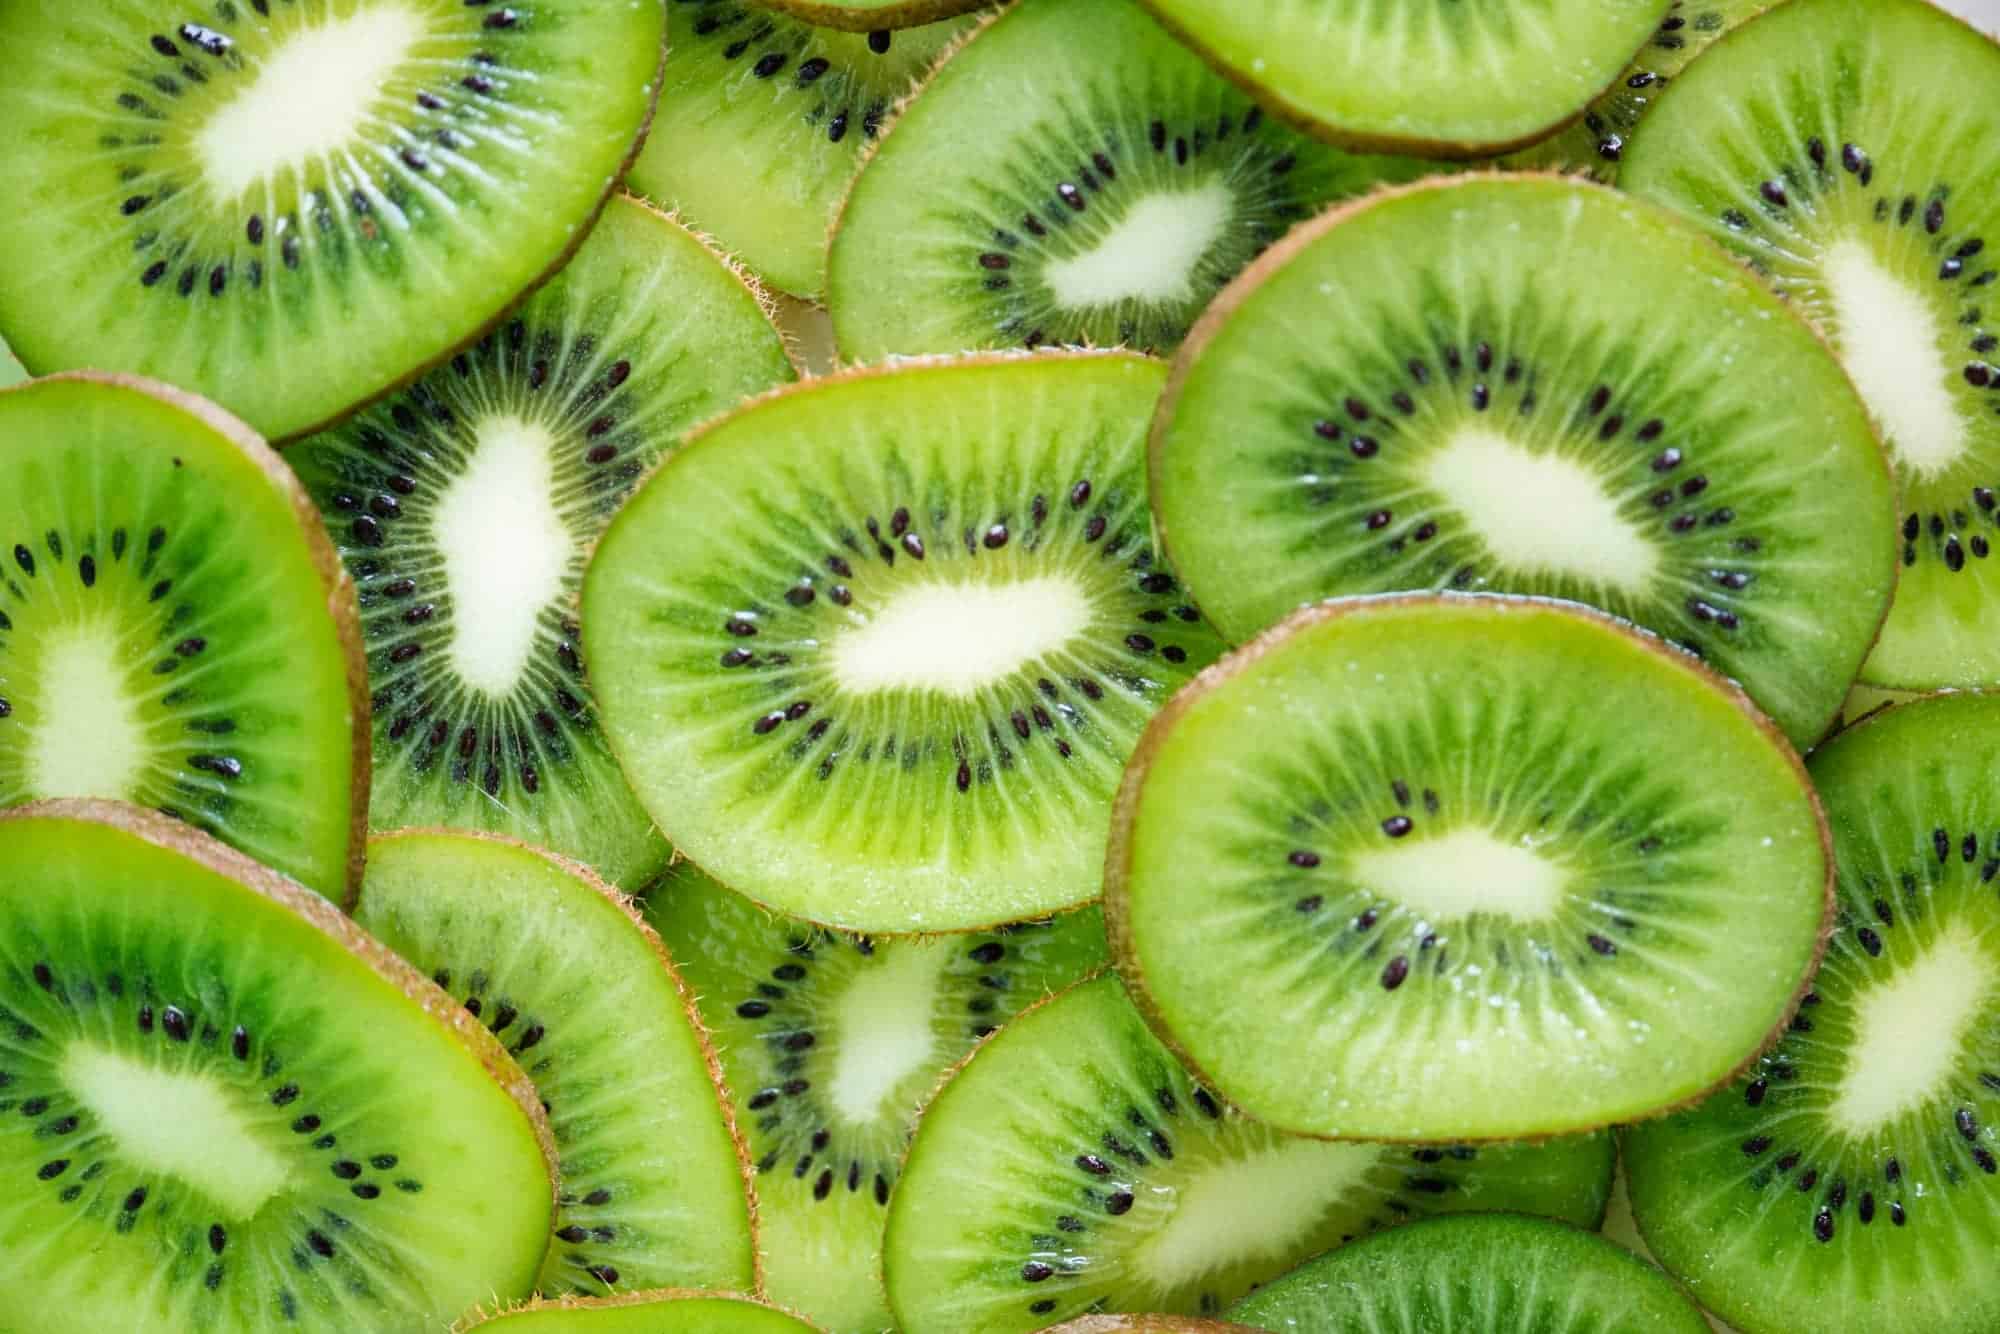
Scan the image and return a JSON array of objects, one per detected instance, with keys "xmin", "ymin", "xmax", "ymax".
[
  {"xmin": 1151, "ymin": 173, "xmax": 1896, "ymax": 750},
  {"xmin": 460, "ymin": 1289, "xmax": 819, "ymax": 1332},
  {"xmin": 0, "ymin": 373, "xmax": 368, "ymax": 901},
  {"xmin": 826, "ymin": 0, "xmax": 1434, "ymax": 362},
  {"xmin": 0, "ymin": 801, "xmax": 557, "ymax": 1332},
  {"xmin": 1625, "ymin": 691, "xmax": 2000, "ymax": 1334},
  {"xmin": 581, "ymin": 350, "xmax": 1225, "ymax": 933},
  {"xmin": 1619, "ymin": 0, "xmax": 2000, "ymax": 690},
  {"xmin": 0, "ymin": 0, "xmax": 667, "ymax": 443},
  {"xmin": 883, "ymin": 973, "xmax": 1616, "ymax": 1332},
  {"xmin": 284, "ymin": 194, "xmax": 795, "ymax": 889},
  {"xmin": 1046, "ymin": 1319, "xmax": 1259, "ymax": 1334},
  {"xmin": 0, "ymin": 337, "xmax": 25, "ymax": 390},
  {"xmin": 747, "ymin": 0, "xmax": 989, "ymax": 33},
  {"xmin": 643, "ymin": 858, "xmax": 1107, "ymax": 1331}
]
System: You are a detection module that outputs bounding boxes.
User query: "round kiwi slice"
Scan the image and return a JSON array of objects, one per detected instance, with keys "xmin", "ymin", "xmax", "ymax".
[
  {"xmin": 643, "ymin": 858, "xmax": 1107, "ymax": 1331},
  {"xmin": 581, "ymin": 350, "xmax": 1225, "ymax": 933},
  {"xmin": 0, "ymin": 0, "xmax": 667, "ymax": 443},
  {"xmin": 1618, "ymin": 0, "xmax": 2000, "ymax": 690},
  {"xmin": 1151, "ymin": 172, "xmax": 1897, "ymax": 750},
  {"xmin": 284, "ymin": 194, "xmax": 795, "ymax": 889},
  {"xmin": 826, "ymin": 0, "xmax": 1433, "ymax": 361},
  {"xmin": 351, "ymin": 832, "xmax": 756, "ymax": 1298},
  {"xmin": 883, "ymin": 973, "xmax": 1616, "ymax": 1332},
  {"xmin": 748, "ymin": 0, "xmax": 988, "ymax": 33},
  {"xmin": 1625, "ymin": 691, "xmax": 2000, "ymax": 1334},
  {"xmin": 461, "ymin": 1289, "xmax": 819, "ymax": 1332},
  {"xmin": 0, "ymin": 373, "xmax": 368, "ymax": 901},
  {"xmin": 0, "ymin": 800, "xmax": 557, "ymax": 1332}
]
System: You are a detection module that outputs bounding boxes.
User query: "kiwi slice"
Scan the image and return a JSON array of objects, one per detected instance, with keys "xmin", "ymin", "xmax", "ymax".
[
  {"xmin": 749, "ymin": 0, "xmax": 988, "ymax": 32},
  {"xmin": 0, "ymin": 0, "xmax": 666, "ymax": 443},
  {"xmin": 0, "ymin": 337, "xmax": 25, "ymax": 390},
  {"xmin": 284, "ymin": 194, "xmax": 795, "ymax": 889},
  {"xmin": 1047, "ymin": 1320, "xmax": 1257, "ymax": 1334},
  {"xmin": 883, "ymin": 973, "xmax": 1615, "ymax": 1331},
  {"xmin": 1625, "ymin": 691, "xmax": 2000, "ymax": 1334},
  {"xmin": 1151, "ymin": 173, "xmax": 1896, "ymax": 750},
  {"xmin": 462, "ymin": 1290, "xmax": 819, "ymax": 1332},
  {"xmin": 0, "ymin": 801, "xmax": 556, "ymax": 1331},
  {"xmin": 1618, "ymin": 0, "xmax": 2000, "ymax": 690},
  {"xmin": 352, "ymin": 832, "xmax": 756, "ymax": 1299},
  {"xmin": 581, "ymin": 350, "xmax": 1225, "ymax": 933},
  {"xmin": 643, "ymin": 858, "xmax": 1107, "ymax": 1331},
  {"xmin": 826, "ymin": 0, "xmax": 1433, "ymax": 361},
  {"xmin": 0, "ymin": 373, "xmax": 368, "ymax": 901}
]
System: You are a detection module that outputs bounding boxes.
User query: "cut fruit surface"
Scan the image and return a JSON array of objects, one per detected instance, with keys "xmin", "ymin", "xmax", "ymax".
[
  {"xmin": 0, "ymin": 374, "xmax": 366, "ymax": 900},
  {"xmin": 883, "ymin": 974, "xmax": 1614, "ymax": 1332},
  {"xmin": 581, "ymin": 351, "xmax": 1225, "ymax": 932},
  {"xmin": 462, "ymin": 1290, "xmax": 818, "ymax": 1332},
  {"xmin": 1152, "ymin": 173, "xmax": 1896, "ymax": 749},
  {"xmin": 1047, "ymin": 1320, "xmax": 1257, "ymax": 1334},
  {"xmin": 748, "ymin": 0, "xmax": 989, "ymax": 31},
  {"xmin": 1108, "ymin": 594, "xmax": 1832, "ymax": 1141}
]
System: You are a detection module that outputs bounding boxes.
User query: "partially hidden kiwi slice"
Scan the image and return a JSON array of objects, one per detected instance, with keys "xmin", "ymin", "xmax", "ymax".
[
  {"xmin": 0, "ymin": 0, "xmax": 667, "ymax": 442},
  {"xmin": 285, "ymin": 194, "xmax": 796, "ymax": 889},
  {"xmin": 0, "ymin": 801, "xmax": 556, "ymax": 1332},
  {"xmin": 1151, "ymin": 172, "xmax": 1897, "ymax": 750},
  {"xmin": 643, "ymin": 858, "xmax": 1107, "ymax": 1332},
  {"xmin": 1047, "ymin": 1319, "xmax": 1257, "ymax": 1334},
  {"xmin": 747, "ymin": 0, "xmax": 988, "ymax": 33},
  {"xmin": 0, "ymin": 373, "xmax": 367, "ymax": 901},
  {"xmin": 1619, "ymin": 0, "xmax": 2000, "ymax": 690},
  {"xmin": 460, "ymin": 1289, "xmax": 819, "ymax": 1332},
  {"xmin": 582, "ymin": 350, "xmax": 1226, "ymax": 933},
  {"xmin": 826, "ymin": 0, "xmax": 1433, "ymax": 361},
  {"xmin": 1625, "ymin": 691, "xmax": 2000, "ymax": 1334},
  {"xmin": 883, "ymin": 974, "xmax": 1616, "ymax": 1332},
  {"xmin": 352, "ymin": 831, "xmax": 756, "ymax": 1299}
]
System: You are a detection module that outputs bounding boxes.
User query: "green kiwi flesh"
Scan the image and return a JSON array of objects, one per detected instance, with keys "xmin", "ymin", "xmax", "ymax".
[
  {"xmin": 462, "ymin": 1290, "xmax": 819, "ymax": 1332},
  {"xmin": 883, "ymin": 974, "xmax": 1615, "ymax": 1332},
  {"xmin": 285, "ymin": 194, "xmax": 796, "ymax": 890},
  {"xmin": 747, "ymin": 0, "xmax": 990, "ymax": 33},
  {"xmin": 1151, "ymin": 173, "xmax": 1896, "ymax": 750},
  {"xmin": 643, "ymin": 858, "xmax": 1107, "ymax": 1332},
  {"xmin": 0, "ymin": 0, "xmax": 666, "ymax": 443},
  {"xmin": 1108, "ymin": 594, "xmax": 1833, "ymax": 1141},
  {"xmin": 0, "ymin": 802, "xmax": 555, "ymax": 1333},
  {"xmin": 1625, "ymin": 692, "xmax": 2000, "ymax": 1334},
  {"xmin": 0, "ymin": 338, "xmax": 25, "ymax": 390},
  {"xmin": 1619, "ymin": 0, "xmax": 2000, "ymax": 690},
  {"xmin": 0, "ymin": 373, "xmax": 367, "ymax": 901}
]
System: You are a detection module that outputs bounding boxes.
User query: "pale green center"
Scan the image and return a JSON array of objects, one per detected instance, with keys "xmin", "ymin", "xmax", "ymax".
[
  {"xmin": 830, "ymin": 576, "xmax": 1093, "ymax": 697},
  {"xmin": 1830, "ymin": 924, "xmax": 1994, "ymax": 1135},
  {"xmin": 1349, "ymin": 826, "xmax": 1568, "ymax": 924},
  {"xmin": 827, "ymin": 945, "xmax": 944, "ymax": 1128},
  {"xmin": 1821, "ymin": 237, "xmax": 1965, "ymax": 478},
  {"xmin": 28, "ymin": 622, "xmax": 147, "ymax": 800},
  {"xmin": 1044, "ymin": 184, "xmax": 1233, "ymax": 310}
]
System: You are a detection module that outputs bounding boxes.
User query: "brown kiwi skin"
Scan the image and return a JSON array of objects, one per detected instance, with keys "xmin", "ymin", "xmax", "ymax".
[
  {"xmin": 454, "ymin": 1288, "xmax": 823, "ymax": 1330},
  {"xmin": 1101, "ymin": 592, "xmax": 1837, "ymax": 1145},
  {"xmin": 746, "ymin": 0, "xmax": 990, "ymax": 33}
]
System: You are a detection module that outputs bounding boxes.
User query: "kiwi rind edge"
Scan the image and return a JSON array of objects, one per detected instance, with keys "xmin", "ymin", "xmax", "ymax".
[
  {"xmin": 1044, "ymin": 1315, "xmax": 1263, "ymax": 1333},
  {"xmin": 613, "ymin": 194, "xmax": 805, "ymax": 382},
  {"xmin": 452, "ymin": 1287, "xmax": 824, "ymax": 1330},
  {"xmin": 745, "ymin": 0, "xmax": 991, "ymax": 34}
]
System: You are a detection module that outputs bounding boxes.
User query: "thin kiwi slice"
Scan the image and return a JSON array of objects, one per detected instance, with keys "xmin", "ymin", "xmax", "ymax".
[
  {"xmin": 581, "ymin": 350, "xmax": 1225, "ymax": 933},
  {"xmin": 284, "ymin": 194, "xmax": 795, "ymax": 889},
  {"xmin": 0, "ymin": 373, "xmax": 367, "ymax": 901},
  {"xmin": 748, "ymin": 0, "xmax": 988, "ymax": 32},
  {"xmin": 1047, "ymin": 1320, "xmax": 1258, "ymax": 1334},
  {"xmin": 0, "ymin": 1, "xmax": 666, "ymax": 443},
  {"xmin": 1151, "ymin": 173, "xmax": 1896, "ymax": 750},
  {"xmin": 643, "ymin": 858, "xmax": 1107, "ymax": 1332},
  {"xmin": 826, "ymin": 0, "xmax": 1433, "ymax": 361},
  {"xmin": 0, "ymin": 801, "xmax": 556, "ymax": 1332},
  {"xmin": 461, "ymin": 1290, "xmax": 819, "ymax": 1332},
  {"xmin": 1618, "ymin": 0, "xmax": 2000, "ymax": 690},
  {"xmin": 1625, "ymin": 692, "xmax": 2000, "ymax": 1334},
  {"xmin": 883, "ymin": 974, "xmax": 1616, "ymax": 1332},
  {"xmin": 352, "ymin": 832, "xmax": 756, "ymax": 1298}
]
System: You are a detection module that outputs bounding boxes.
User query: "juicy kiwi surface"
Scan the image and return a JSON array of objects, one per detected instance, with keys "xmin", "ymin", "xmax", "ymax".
[
  {"xmin": 1625, "ymin": 692, "xmax": 2000, "ymax": 1334},
  {"xmin": 1619, "ymin": 0, "xmax": 2000, "ymax": 689},
  {"xmin": 748, "ymin": 0, "xmax": 988, "ymax": 32},
  {"xmin": 827, "ymin": 0, "xmax": 1432, "ymax": 361},
  {"xmin": 1046, "ymin": 1321, "xmax": 1257, "ymax": 1334},
  {"xmin": 1151, "ymin": 173, "xmax": 1896, "ymax": 750},
  {"xmin": 285, "ymin": 194, "xmax": 795, "ymax": 889},
  {"xmin": 460, "ymin": 1290, "xmax": 818, "ymax": 1332},
  {"xmin": 644, "ymin": 859, "xmax": 1106, "ymax": 1332},
  {"xmin": 0, "ymin": 374, "xmax": 367, "ymax": 900},
  {"xmin": 0, "ymin": 0, "xmax": 666, "ymax": 442},
  {"xmin": 883, "ymin": 974, "xmax": 1615, "ymax": 1332},
  {"xmin": 0, "ymin": 802, "xmax": 555, "ymax": 1334},
  {"xmin": 581, "ymin": 351, "xmax": 1225, "ymax": 933}
]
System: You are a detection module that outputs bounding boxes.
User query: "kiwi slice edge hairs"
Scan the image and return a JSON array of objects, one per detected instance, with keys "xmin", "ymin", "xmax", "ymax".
[{"xmin": 454, "ymin": 1287, "xmax": 820, "ymax": 1331}]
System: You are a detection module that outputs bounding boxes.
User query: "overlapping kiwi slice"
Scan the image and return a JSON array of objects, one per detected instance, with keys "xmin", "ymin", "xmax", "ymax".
[
  {"xmin": 1619, "ymin": 0, "xmax": 2000, "ymax": 689},
  {"xmin": 0, "ymin": 802, "xmax": 557, "ymax": 1333},
  {"xmin": 285, "ymin": 194, "xmax": 795, "ymax": 888},
  {"xmin": 1626, "ymin": 692, "xmax": 2000, "ymax": 1334},
  {"xmin": 749, "ymin": 0, "xmax": 987, "ymax": 32},
  {"xmin": 883, "ymin": 974, "xmax": 1615, "ymax": 1332},
  {"xmin": 0, "ymin": 374, "xmax": 367, "ymax": 900},
  {"xmin": 1047, "ymin": 1320, "xmax": 1256, "ymax": 1334},
  {"xmin": 463, "ymin": 1290, "xmax": 819, "ymax": 1332},
  {"xmin": 0, "ymin": 0, "xmax": 666, "ymax": 442}
]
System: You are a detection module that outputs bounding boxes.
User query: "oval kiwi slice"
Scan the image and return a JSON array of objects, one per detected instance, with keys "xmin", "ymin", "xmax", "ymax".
[
  {"xmin": 883, "ymin": 973, "xmax": 1615, "ymax": 1332},
  {"xmin": 0, "ymin": 373, "xmax": 367, "ymax": 901},
  {"xmin": 462, "ymin": 1290, "xmax": 818, "ymax": 1332},
  {"xmin": 1625, "ymin": 691, "xmax": 2000, "ymax": 1334},
  {"xmin": 1108, "ymin": 594, "xmax": 1833, "ymax": 1141},
  {"xmin": 0, "ymin": 800, "xmax": 556, "ymax": 1332}
]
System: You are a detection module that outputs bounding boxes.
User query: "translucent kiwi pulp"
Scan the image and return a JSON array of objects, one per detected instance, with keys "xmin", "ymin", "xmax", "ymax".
[
  {"xmin": 883, "ymin": 974, "xmax": 1616, "ymax": 1333},
  {"xmin": 462, "ymin": 1290, "xmax": 820, "ymax": 1332},
  {"xmin": 0, "ymin": 0, "xmax": 666, "ymax": 442},
  {"xmin": 747, "ymin": 0, "xmax": 989, "ymax": 31}
]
